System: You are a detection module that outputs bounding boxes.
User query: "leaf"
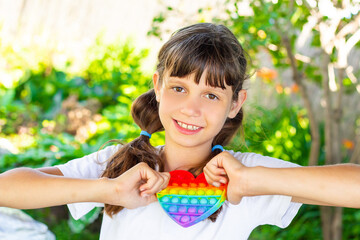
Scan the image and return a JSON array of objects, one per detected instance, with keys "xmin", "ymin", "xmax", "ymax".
[{"xmin": 0, "ymin": 88, "xmax": 15, "ymax": 106}]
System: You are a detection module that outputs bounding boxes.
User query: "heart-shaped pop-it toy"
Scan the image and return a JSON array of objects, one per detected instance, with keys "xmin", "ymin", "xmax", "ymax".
[{"xmin": 156, "ymin": 170, "xmax": 227, "ymax": 228}]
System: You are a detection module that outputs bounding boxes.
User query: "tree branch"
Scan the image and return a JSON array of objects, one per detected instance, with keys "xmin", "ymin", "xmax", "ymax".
[
  {"xmin": 335, "ymin": 14, "xmax": 360, "ymax": 41},
  {"xmin": 319, "ymin": 16, "xmax": 341, "ymax": 54},
  {"xmin": 280, "ymin": 34, "xmax": 320, "ymax": 166},
  {"xmin": 321, "ymin": 51, "xmax": 334, "ymax": 164},
  {"xmin": 337, "ymin": 28, "xmax": 360, "ymax": 68},
  {"xmin": 344, "ymin": 28, "xmax": 360, "ymax": 56}
]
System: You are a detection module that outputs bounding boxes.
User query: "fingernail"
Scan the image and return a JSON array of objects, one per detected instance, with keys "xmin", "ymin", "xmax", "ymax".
[
  {"xmin": 220, "ymin": 179, "xmax": 226, "ymax": 184},
  {"xmin": 213, "ymin": 182, "xmax": 220, "ymax": 187},
  {"xmin": 142, "ymin": 193, "xmax": 149, "ymax": 197}
]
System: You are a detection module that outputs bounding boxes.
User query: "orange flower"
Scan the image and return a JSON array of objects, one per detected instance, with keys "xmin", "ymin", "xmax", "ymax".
[
  {"xmin": 343, "ymin": 139, "xmax": 354, "ymax": 150},
  {"xmin": 291, "ymin": 83, "xmax": 299, "ymax": 93},
  {"xmin": 257, "ymin": 67, "xmax": 278, "ymax": 83},
  {"xmin": 275, "ymin": 84, "xmax": 283, "ymax": 94},
  {"xmin": 50, "ymin": 145, "xmax": 59, "ymax": 152}
]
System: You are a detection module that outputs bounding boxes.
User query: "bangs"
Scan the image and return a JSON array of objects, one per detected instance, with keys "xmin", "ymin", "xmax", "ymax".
[{"xmin": 163, "ymin": 33, "xmax": 242, "ymax": 90}]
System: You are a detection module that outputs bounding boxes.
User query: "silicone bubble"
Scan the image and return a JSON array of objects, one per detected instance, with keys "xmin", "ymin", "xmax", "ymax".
[{"xmin": 157, "ymin": 170, "xmax": 227, "ymax": 228}]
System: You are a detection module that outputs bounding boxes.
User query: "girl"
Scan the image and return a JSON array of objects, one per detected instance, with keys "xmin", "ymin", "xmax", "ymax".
[{"xmin": 1, "ymin": 23, "xmax": 360, "ymax": 239}]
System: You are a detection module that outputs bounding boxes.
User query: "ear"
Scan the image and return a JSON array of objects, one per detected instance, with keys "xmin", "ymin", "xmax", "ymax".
[
  {"xmin": 152, "ymin": 72, "xmax": 161, "ymax": 102},
  {"xmin": 228, "ymin": 90, "xmax": 247, "ymax": 119}
]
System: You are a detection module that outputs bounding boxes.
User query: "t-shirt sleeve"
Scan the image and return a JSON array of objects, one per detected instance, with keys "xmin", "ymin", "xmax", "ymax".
[
  {"xmin": 230, "ymin": 151, "xmax": 302, "ymax": 228},
  {"xmin": 56, "ymin": 144, "xmax": 121, "ymax": 220},
  {"xmin": 242, "ymin": 194, "xmax": 301, "ymax": 228}
]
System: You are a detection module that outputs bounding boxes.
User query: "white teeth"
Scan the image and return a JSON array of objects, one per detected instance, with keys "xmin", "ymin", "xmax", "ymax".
[{"xmin": 177, "ymin": 121, "xmax": 200, "ymax": 130}]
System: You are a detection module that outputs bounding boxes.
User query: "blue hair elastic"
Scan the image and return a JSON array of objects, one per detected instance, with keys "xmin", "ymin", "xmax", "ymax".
[
  {"xmin": 211, "ymin": 145, "xmax": 224, "ymax": 152},
  {"xmin": 140, "ymin": 130, "xmax": 152, "ymax": 138}
]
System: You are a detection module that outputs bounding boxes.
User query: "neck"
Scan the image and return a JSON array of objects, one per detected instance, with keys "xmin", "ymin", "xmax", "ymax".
[{"xmin": 161, "ymin": 143, "xmax": 212, "ymax": 172}]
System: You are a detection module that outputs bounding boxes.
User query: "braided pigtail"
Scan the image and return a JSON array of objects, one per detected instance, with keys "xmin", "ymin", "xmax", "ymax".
[{"xmin": 101, "ymin": 89, "xmax": 164, "ymax": 217}]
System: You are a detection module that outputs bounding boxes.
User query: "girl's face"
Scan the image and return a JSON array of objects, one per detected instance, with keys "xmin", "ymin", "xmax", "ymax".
[{"xmin": 153, "ymin": 71, "xmax": 246, "ymax": 150}]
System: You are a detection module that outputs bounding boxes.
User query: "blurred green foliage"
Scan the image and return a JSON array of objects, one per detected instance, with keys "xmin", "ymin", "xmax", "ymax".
[
  {"xmin": 234, "ymin": 96, "xmax": 312, "ymax": 166},
  {"xmin": 0, "ymin": 37, "xmax": 163, "ymax": 238},
  {"xmin": 0, "ymin": 37, "xmax": 159, "ymax": 167}
]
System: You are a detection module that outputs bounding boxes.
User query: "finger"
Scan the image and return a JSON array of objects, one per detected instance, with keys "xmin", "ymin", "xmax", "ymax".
[
  {"xmin": 205, "ymin": 164, "xmax": 228, "ymax": 184},
  {"xmin": 203, "ymin": 173, "xmax": 217, "ymax": 187},
  {"xmin": 204, "ymin": 163, "xmax": 227, "ymax": 181},
  {"xmin": 158, "ymin": 172, "xmax": 170, "ymax": 190},
  {"xmin": 203, "ymin": 164, "xmax": 216, "ymax": 182},
  {"xmin": 205, "ymin": 163, "xmax": 227, "ymax": 177},
  {"xmin": 209, "ymin": 154, "xmax": 224, "ymax": 168},
  {"xmin": 161, "ymin": 172, "xmax": 170, "ymax": 180},
  {"xmin": 138, "ymin": 165, "xmax": 160, "ymax": 190},
  {"xmin": 139, "ymin": 177, "xmax": 157, "ymax": 192},
  {"xmin": 218, "ymin": 167, "xmax": 227, "ymax": 175},
  {"xmin": 144, "ymin": 174, "xmax": 168, "ymax": 195},
  {"xmin": 143, "ymin": 172, "xmax": 170, "ymax": 196},
  {"xmin": 218, "ymin": 151, "xmax": 244, "ymax": 170},
  {"xmin": 140, "ymin": 171, "xmax": 167, "ymax": 195},
  {"xmin": 204, "ymin": 168, "xmax": 227, "ymax": 187},
  {"xmin": 206, "ymin": 156, "xmax": 227, "ymax": 173}
]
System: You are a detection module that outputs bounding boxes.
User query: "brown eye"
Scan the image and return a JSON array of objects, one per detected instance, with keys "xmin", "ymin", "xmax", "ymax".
[
  {"xmin": 206, "ymin": 93, "xmax": 219, "ymax": 100},
  {"xmin": 173, "ymin": 87, "xmax": 184, "ymax": 92}
]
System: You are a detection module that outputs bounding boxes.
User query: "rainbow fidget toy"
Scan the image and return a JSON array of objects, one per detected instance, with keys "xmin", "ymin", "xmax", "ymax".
[{"xmin": 156, "ymin": 170, "xmax": 227, "ymax": 228}]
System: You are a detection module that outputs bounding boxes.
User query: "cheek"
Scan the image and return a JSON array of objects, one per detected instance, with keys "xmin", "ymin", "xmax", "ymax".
[
  {"xmin": 210, "ymin": 110, "xmax": 228, "ymax": 127},
  {"xmin": 159, "ymin": 91, "xmax": 182, "ymax": 111},
  {"xmin": 207, "ymin": 101, "xmax": 231, "ymax": 125},
  {"xmin": 203, "ymin": 102, "xmax": 224, "ymax": 117},
  {"xmin": 157, "ymin": 92, "xmax": 177, "ymax": 122}
]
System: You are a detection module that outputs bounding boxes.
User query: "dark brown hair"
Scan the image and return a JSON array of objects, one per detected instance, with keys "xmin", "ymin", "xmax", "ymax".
[{"xmin": 101, "ymin": 23, "xmax": 249, "ymax": 221}]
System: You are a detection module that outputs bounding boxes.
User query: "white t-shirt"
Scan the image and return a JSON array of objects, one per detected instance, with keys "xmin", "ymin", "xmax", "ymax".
[{"xmin": 57, "ymin": 145, "xmax": 302, "ymax": 240}]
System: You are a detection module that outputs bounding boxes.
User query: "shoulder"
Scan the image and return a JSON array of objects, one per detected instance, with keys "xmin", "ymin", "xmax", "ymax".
[
  {"xmin": 225, "ymin": 149, "xmax": 300, "ymax": 168},
  {"xmin": 72, "ymin": 144, "xmax": 122, "ymax": 165},
  {"xmin": 96, "ymin": 144, "xmax": 123, "ymax": 162},
  {"xmin": 56, "ymin": 144, "xmax": 122, "ymax": 178}
]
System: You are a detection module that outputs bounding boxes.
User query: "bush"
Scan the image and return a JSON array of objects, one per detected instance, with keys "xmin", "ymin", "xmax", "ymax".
[{"xmin": 0, "ymin": 37, "xmax": 161, "ymax": 239}]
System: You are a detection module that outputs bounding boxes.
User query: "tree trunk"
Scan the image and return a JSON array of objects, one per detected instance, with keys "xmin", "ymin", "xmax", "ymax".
[
  {"xmin": 302, "ymin": 86, "xmax": 320, "ymax": 166},
  {"xmin": 350, "ymin": 134, "xmax": 360, "ymax": 164},
  {"xmin": 330, "ymin": 67, "xmax": 344, "ymax": 240},
  {"xmin": 320, "ymin": 51, "xmax": 333, "ymax": 240},
  {"xmin": 281, "ymin": 34, "xmax": 320, "ymax": 166},
  {"xmin": 332, "ymin": 207, "xmax": 343, "ymax": 240},
  {"xmin": 320, "ymin": 206, "xmax": 332, "ymax": 240},
  {"xmin": 320, "ymin": 52, "xmax": 345, "ymax": 240}
]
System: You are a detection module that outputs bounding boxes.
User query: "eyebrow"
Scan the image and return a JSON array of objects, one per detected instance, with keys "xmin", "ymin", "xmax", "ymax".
[
  {"xmin": 167, "ymin": 77, "xmax": 229, "ymax": 95},
  {"xmin": 166, "ymin": 77, "xmax": 186, "ymax": 86}
]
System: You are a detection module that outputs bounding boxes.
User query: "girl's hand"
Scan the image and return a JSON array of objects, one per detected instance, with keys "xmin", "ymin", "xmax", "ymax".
[
  {"xmin": 106, "ymin": 162, "xmax": 170, "ymax": 209},
  {"xmin": 203, "ymin": 151, "xmax": 247, "ymax": 204}
]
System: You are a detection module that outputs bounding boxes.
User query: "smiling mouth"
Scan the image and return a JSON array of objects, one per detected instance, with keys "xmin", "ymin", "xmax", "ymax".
[{"xmin": 175, "ymin": 120, "xmax": 201, "ymax": 131}]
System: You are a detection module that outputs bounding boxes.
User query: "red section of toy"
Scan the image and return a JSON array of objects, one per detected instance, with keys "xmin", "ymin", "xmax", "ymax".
[{"xmin": 157, "ymin": 170, "xmax": 227, "ymax": 227}]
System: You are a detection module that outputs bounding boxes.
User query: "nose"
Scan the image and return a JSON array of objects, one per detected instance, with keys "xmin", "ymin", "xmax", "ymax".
[{"xmin": 180, "ymin": 95, "xmax": 201, "ymax": 117}]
